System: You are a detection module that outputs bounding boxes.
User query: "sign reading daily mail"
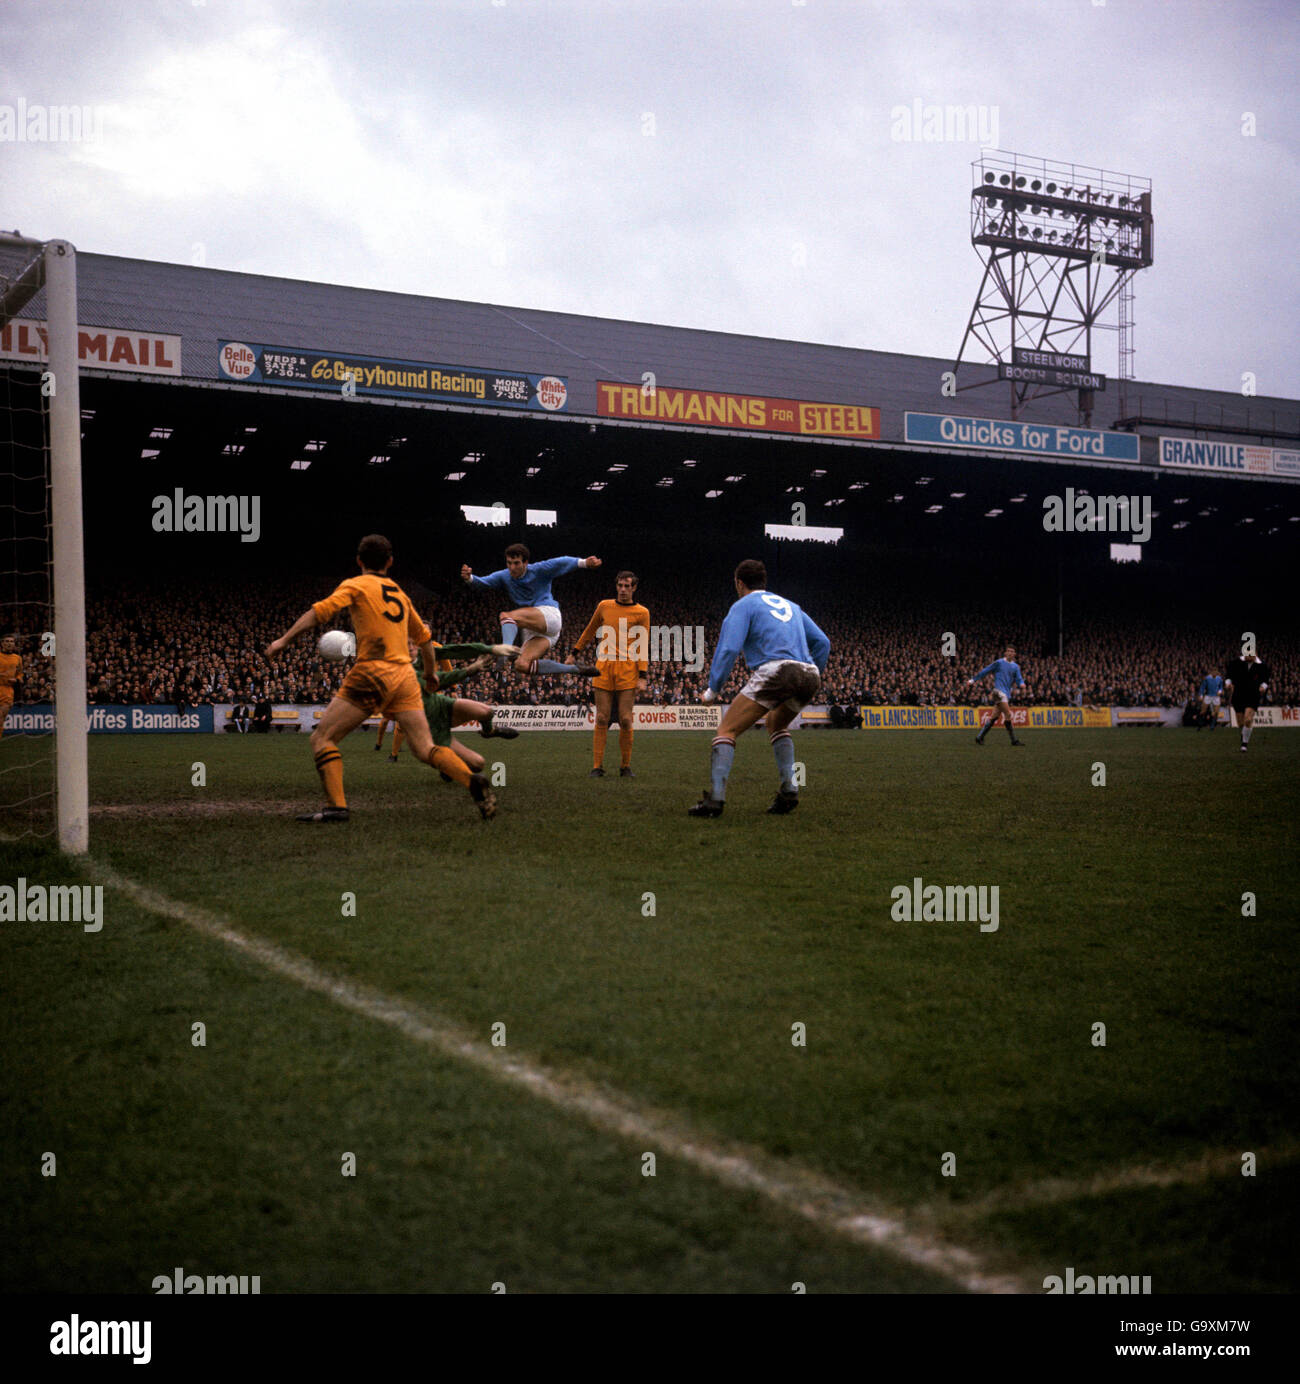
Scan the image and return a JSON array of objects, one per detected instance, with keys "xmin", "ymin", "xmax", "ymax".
[
  {"xmin": 905, "ymin": 412, "xmax": 1140, "ymax": 462},
  {"xmin": 1158, "ymin": 436, "xmax": 1300, "ymax": 479},
  {"xmin": 218, "ymin": 340, "xmax": 568, "ymax": 412},
  {"xmin": 1, "ymin": 320, "xmax": 182, "ymax": 375}
]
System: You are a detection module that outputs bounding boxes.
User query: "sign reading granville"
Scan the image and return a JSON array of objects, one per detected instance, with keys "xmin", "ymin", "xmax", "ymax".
[{"xmin": 596, "ymin": 381, "xmax": 879, "ymax": 438}]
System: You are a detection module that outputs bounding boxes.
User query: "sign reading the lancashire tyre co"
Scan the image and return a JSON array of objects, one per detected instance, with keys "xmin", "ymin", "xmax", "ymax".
[
  {"xmin": 218, "ymin": 341, "xmax": 568, "ymax": 412},
  {"xmin": 597, "ymin": 381, "xmax": 880, "ymax": 438}
]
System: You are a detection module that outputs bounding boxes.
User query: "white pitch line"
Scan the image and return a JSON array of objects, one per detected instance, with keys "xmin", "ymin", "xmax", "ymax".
[
  {"xmin": 937, "ymin": 1141, "xmax": 1300, "ymax": 1223},
  {"xmin": 90, "ymin": 859, "xmax": 1028, "ymax": 1294}
]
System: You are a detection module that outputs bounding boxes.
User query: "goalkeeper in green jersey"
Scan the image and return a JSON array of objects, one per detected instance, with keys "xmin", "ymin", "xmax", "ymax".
[{"xmin": 378, "ymin": 643, "xmax": 519, "ymax": 771}]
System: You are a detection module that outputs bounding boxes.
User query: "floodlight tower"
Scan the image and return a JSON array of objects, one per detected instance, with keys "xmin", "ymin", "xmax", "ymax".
[{"xmin": 952, "ymin": 151, "xmax": 1153, "ymax": 424}]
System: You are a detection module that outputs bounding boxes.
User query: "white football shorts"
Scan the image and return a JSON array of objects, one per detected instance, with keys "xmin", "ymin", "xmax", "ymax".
[{"xmin": 740, "ymin": 659, "xmax": 821, "ymax": 711}]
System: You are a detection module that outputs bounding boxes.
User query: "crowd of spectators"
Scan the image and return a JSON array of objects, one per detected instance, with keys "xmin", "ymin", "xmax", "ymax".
[{"xmin": 5, "ymin": 565, "xmax": 1294, "ymax": 713}]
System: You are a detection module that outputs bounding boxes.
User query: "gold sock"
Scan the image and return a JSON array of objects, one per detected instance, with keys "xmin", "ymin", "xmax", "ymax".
[
  {"xmin": 593, "ymin": 724, "xmax": 608, "ymax": 768},
  {"xmin": 430, "ymin": 745, "xmax": 471, "ymax": 787},
  {"xmin": 313, "ymin": 743, "xmax": 346, "ymax": 807}
]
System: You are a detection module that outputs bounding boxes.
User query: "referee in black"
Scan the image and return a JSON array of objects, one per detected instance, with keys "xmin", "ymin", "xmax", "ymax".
[{"xmin": 1223, "ymin": 651, "xmax": 1271, "ymax": 752}]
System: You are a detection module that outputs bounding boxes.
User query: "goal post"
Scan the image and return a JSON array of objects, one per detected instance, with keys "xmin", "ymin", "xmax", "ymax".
[
  {"xmin": 0, "ymin": 233, "xmax": 88, "ymax": 854},
  {"xmin": 45, "ymin": 241, "xmax": 88, "ymax": 854}
]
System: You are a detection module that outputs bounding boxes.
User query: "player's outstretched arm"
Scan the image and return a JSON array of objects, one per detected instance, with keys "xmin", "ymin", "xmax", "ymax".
[{"xmin": 265, "ymin": 609, "xmax": 319, "ymax": 659}]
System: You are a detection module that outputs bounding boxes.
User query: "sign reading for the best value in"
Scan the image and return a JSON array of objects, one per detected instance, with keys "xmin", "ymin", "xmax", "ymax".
[{"xmin": 597, "ymin": 381, "xmax": 879, "ymax": 438}]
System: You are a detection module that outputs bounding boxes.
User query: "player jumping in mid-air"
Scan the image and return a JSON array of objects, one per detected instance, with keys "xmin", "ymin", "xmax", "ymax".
[
  {"xmin": 970, "ymin": 646, "xmax": 1027, "ymax": 746},
  {"xmin": 1224, "ymin": 649, "xmax": 1271, "ymax": 753},
  {"xmin": 265, "ymin": 534, "xmax": 501, "ymax": 821},
  {"xmin": 689, "ymin": 559, "xmax": 830, "ymax": 818},
  {"xmin": 1197, "ymin": 666, "xmax": 1224, "ymax": 730},
  {"xmin": 571, "ymin": 570, "xmax": 650, "ymax": 777},
  {"xmin": 0, "ymin": 635, "xmax": 22, "ymax": 738},
  {"xmin": 461, "ymin": 543, "xmax": 601, "ymax": 674}
]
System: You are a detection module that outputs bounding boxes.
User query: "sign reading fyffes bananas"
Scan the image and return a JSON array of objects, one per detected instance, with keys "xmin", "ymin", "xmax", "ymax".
[{"xmin": 597, "ymin": 381, "xmax": 879, "ymax": 438}]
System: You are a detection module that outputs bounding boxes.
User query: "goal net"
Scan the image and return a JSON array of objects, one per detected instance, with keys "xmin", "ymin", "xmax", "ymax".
[{"xmin": 0, "ymin": 235, "xmax": 87, "ymax": 853}]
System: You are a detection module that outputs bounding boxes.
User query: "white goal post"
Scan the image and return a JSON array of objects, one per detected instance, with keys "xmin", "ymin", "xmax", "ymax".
[{"xmin": 0, "ymin": 234, "xmax": 88, "ymax": 853}]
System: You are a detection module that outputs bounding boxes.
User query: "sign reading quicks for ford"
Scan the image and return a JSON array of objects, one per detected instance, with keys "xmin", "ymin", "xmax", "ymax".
[{"xmin": 904, "ymin": 413, "xmax": 1140, "ymax": 462}]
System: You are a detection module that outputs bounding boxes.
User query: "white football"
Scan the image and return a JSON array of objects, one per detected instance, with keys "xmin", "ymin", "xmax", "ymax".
[{"xmin": 317, "ymin": 630, "xmax": 357, "ymax": 662}]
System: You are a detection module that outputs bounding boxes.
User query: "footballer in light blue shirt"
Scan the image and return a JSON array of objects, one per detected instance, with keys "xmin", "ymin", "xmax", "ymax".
[
  {"xmin": 690, "ymin": 558, "xmax": 830, "ymax": 819},
  {"xmin": 461, "ymin": 542, "xmax": 601, "ymax": 675},
  {"xmin": 969, "ymin": 645, "xmax": 1027, "ymax": 746},
  {"xmin": 1198, "ymin": 668, "xmax": 1224, "ymax": 730}
]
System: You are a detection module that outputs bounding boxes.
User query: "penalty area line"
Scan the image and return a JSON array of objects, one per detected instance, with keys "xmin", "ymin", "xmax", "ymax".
[{"xmin": 90, "ymin": 858, "xmax": 1027, "ymax": 1294}]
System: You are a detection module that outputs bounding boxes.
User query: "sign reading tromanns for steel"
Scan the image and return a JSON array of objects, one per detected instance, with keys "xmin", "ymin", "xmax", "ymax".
[{"xmin": 597, "ymin": 381, "xmax": 879, "ymax": 438}]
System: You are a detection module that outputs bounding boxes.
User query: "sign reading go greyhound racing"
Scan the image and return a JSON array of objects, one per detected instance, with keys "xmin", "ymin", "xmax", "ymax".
[{"xmin": 218, "ymin": 340, "xmax": 568, "ymax": 412}]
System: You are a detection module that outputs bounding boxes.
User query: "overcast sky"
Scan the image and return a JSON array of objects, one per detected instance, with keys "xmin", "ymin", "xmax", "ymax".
[{"xmin": 3, "ymin": 0, "xmax": 1297, "ymax": 398}]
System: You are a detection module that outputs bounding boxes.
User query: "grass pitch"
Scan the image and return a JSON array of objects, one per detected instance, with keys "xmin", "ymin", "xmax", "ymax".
[{"xmin": 2, "ymin": 726, "xmax": 1297, "ymax": 1293}]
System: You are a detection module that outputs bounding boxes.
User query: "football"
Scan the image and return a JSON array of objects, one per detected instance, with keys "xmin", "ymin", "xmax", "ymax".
[{"xmin": 317, "ymin": 630, "xmax": 356, "ymax": 662}]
